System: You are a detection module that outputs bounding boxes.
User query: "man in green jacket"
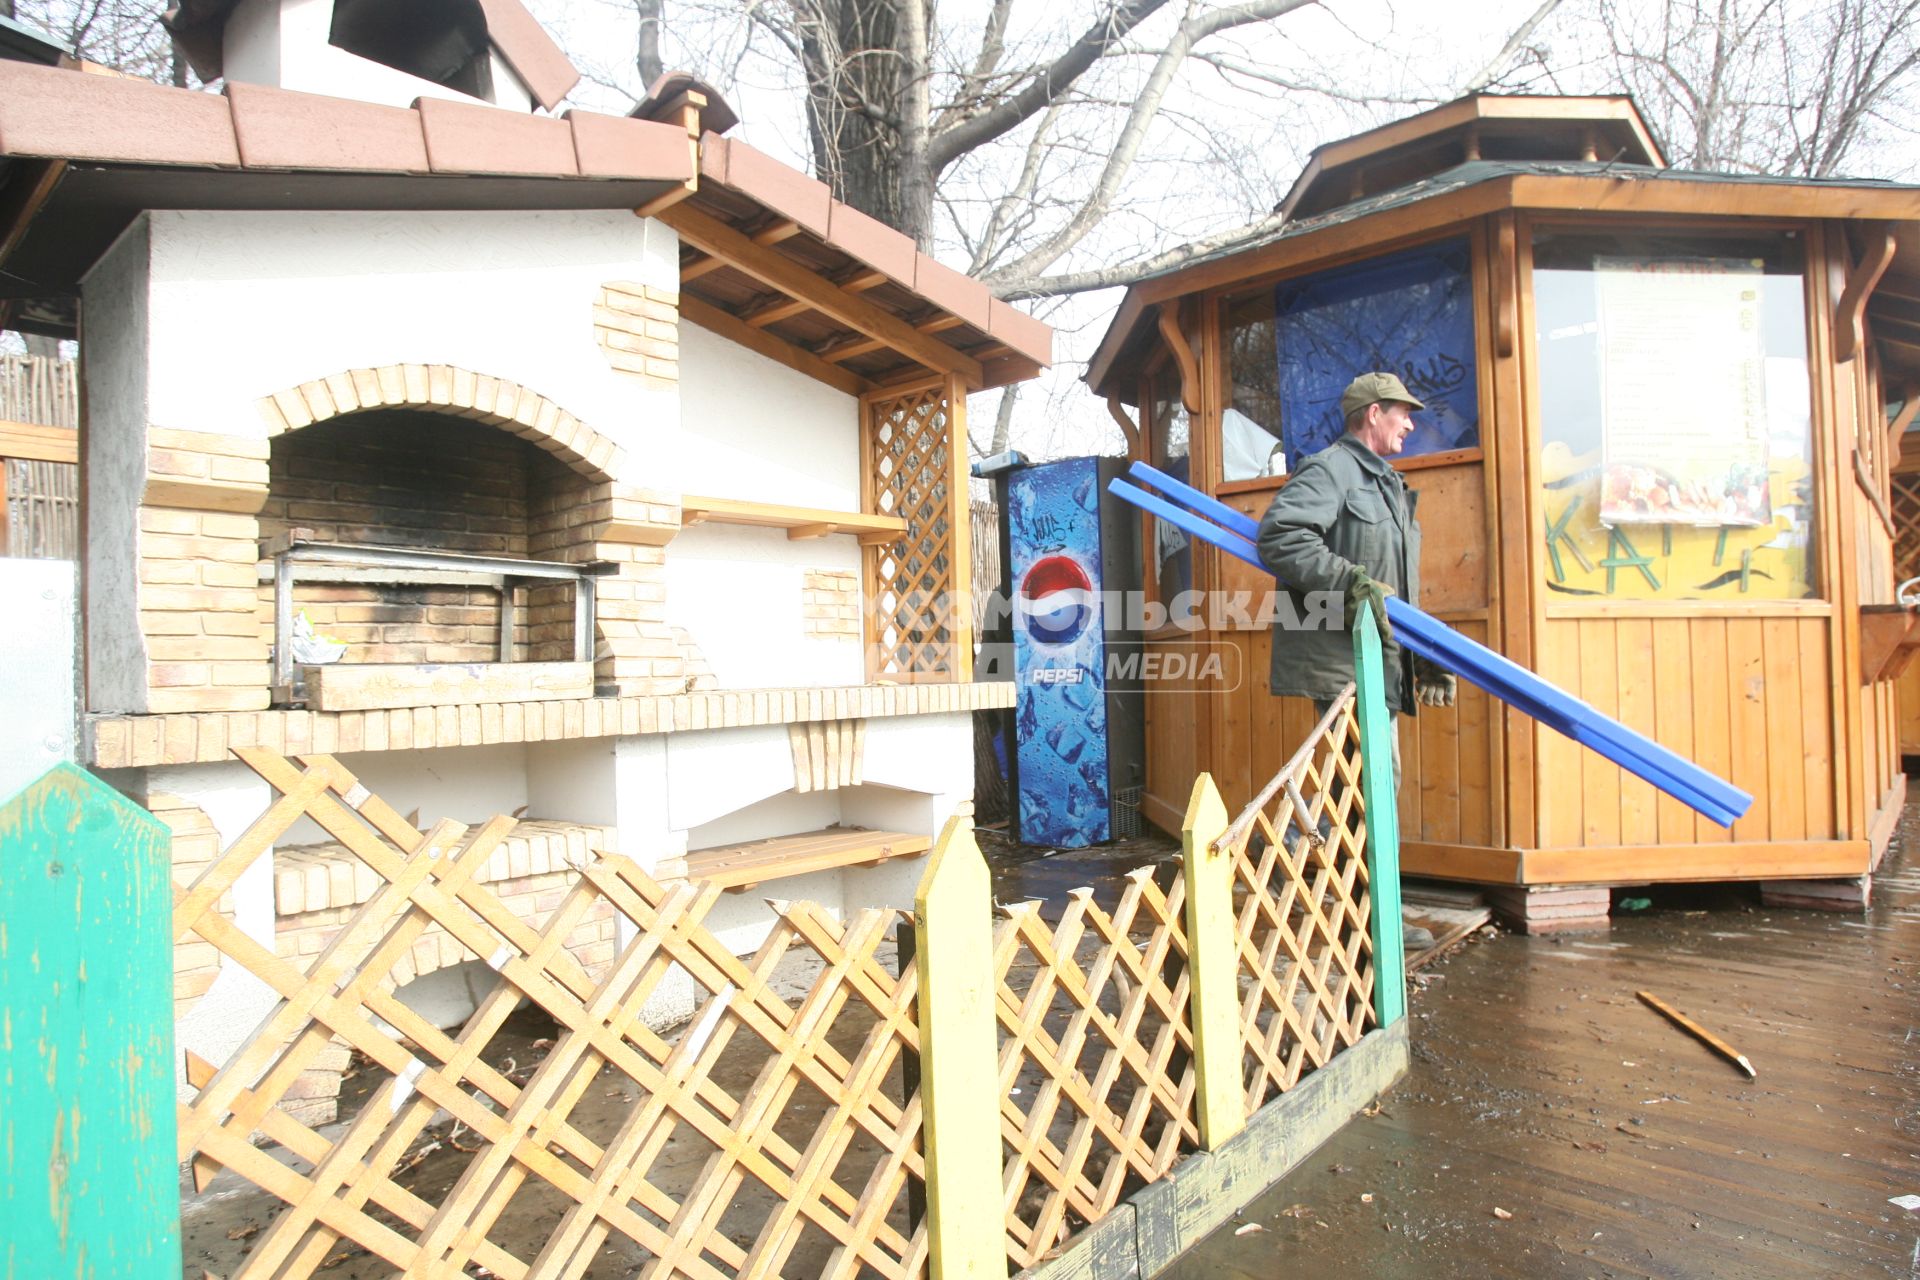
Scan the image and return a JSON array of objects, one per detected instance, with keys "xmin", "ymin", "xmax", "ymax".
[
  {"xmin": 1258, "ymin": 372, "xmax": 1452, "ymax": 951},
  {"xmin": 1255, "ymin": 371, "xmax": 1456, "ymax": 772}
]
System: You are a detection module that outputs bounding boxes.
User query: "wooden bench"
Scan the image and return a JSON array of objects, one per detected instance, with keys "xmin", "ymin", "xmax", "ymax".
[{"xmin": 659, "ymin": 826, "xmax": 932, "ymax": 893}]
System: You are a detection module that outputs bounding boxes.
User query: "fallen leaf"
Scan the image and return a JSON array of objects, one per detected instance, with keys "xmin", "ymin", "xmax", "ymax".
[
  {"xmin": 1280, "ymin": 1203, "xmax": 1314, "ymax": 1219},
  {"xmin": 1233, "ymin": 1222, "xmax": 1265, "ymax": 1236},
  {"xmin": 1493, "ymin": 1207, "xmax": 1513, "ymax": 1221},
  {"xmin": 1361, "ymin": 1100, "xmax": 1383, "ymax": 1117},
  {"xmin": 225, "ymin": 1225, "xmax": 259, "ymax": 1241}
]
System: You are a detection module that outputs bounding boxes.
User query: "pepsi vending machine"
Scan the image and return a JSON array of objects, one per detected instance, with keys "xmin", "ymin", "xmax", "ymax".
[{"xmin": 998, "ymin": 456, "xmax": 1143, "ymax": 848}]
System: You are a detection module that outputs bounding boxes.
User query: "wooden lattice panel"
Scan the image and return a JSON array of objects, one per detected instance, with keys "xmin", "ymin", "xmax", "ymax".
[
  {"xmin": 1222, "ymin": 691, "xmax": 1376, "ymax": 1110},
  {"xmin": 1893, "ymin": 472, "xmax": 1920, "ymax": 580},
  {"xmin": 863, "ymin": 382, "xmax": 956, "ymax": 678},
  {"xmin": 175, "ymin": 749, "xmax": 926, "ymax": 1280},
  {"xmin": 990, "ymin": 869, "xmax": 1199, "ymax": 1268}
]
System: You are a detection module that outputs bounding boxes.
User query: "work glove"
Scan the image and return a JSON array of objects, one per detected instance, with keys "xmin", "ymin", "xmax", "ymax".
[
  {"xmin": 1413, "ymin": 655, "xmax": 1456, "ymax": 708},
  {"xmin": 1345, "ymin": 567, "xmax": 1391, "ymax": 643}
]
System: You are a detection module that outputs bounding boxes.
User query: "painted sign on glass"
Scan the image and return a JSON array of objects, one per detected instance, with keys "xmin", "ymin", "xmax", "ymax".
[
  {"xmin": 1272, "ymin": 238, "xmax": 1479, "ymax": 464},
  {"xmin": 1596, "ymin": 255, "xmax": 1771, "ymax": 527}
]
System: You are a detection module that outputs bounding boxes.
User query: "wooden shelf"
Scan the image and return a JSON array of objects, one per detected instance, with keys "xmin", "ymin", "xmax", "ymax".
[
  {"xmin": 660, "ymin": 826, "xmax": 931, "ymax": 893},
  {"xmin": 680, "ymin": 494, "xmax": 905, "ymax": 546}
]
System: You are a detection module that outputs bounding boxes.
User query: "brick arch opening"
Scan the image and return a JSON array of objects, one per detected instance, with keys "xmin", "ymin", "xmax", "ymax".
[
  {"xmin": 257, "ymin": 364, "xmax": 627, "ymax": 485},
  {"xmin": 254, "ymin": 366, "xmax": 643, "ymax": 677}
]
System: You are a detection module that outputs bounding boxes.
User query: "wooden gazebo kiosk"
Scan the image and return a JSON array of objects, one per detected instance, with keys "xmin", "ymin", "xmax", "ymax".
[{"xmin": 1088, "ymin": 95, "xmax": 1920, "ymax": 929}]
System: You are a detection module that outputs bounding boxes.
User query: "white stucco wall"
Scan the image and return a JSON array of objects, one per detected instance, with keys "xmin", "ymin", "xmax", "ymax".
[
  {"xmin": 223, "ymin": 0, "xmax": 534, "ymax": 111},
  {"xmin": 0, "ymin": 560, "xmax": 76, "ymax": 802},
  {"xmin": 81, "ymin": 217, "xmax": 153, "ymax": 715},
  {"xmin": 154, "ymin": 761, "xmax": 277, "ymax": 1098},
  {"xmin": 675, "ymin": 321, "xmax": 859, "ymax": 507},
  {"xmin": 142, "ymin": 209, "xmax": 679, "ymax": 486},
  {"xmin": 664, "ymin": 525, "xmax": 864, "ymax": 688}
]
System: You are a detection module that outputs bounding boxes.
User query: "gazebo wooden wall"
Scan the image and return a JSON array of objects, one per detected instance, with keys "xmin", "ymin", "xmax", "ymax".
[{"xmin": 1116, "ymin": 206, "xmax": 1915, "ymax": 890}]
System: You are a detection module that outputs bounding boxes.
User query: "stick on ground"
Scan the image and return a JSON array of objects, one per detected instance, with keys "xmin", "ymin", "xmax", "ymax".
[{"xmin": 1636, "ymin": 989, "xmax": 1756, "ymax": 1078}]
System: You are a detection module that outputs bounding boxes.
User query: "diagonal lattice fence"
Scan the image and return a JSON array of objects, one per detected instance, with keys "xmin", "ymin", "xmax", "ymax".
[
  {"xmin": 1213, "ymin": 687, "xmax": 1377, "ymax": 1110},
  {"xmin": 990, "ymin": 871, "xmax": 1198, "ymax": 1268},
  {"xmin": 175, "ymin": 748, "xmax": 926, "ymax": 1280},
  {"xmin": 168, "ymin": 688, "xmax": 1387, "ymax": 1278}
]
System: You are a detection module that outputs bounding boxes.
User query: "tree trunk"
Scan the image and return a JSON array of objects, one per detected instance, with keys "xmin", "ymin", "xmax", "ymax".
[{"xmin": 796, "ymin": 0, "xmax": 931, "ymax": 244}]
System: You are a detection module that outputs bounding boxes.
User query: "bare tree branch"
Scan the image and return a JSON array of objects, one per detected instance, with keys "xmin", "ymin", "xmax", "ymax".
[
  {"xmin": 998, "ymin": 208, "xmax": 1289, "ymax": 299},
  {"xmin": 927, "ymin": 0, "xmax": 1175, "ymax": 170},
  {"xmin": 983, "ymin": 0, "xmax": 1318, "ymax": 286},
  {"xmin": 1460, "ymin": 0, "xmax": 1567, "ymax": 93}
]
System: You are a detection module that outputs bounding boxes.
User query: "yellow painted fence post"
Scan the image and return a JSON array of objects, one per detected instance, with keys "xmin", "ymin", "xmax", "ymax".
[
  {"xmin": 1181, "ymin": 773, "xmax": 1246, "ymax": 1148},
  {"xmin": 914, "ymin": 813, "xmax": 1010, "ymax": 1279}
]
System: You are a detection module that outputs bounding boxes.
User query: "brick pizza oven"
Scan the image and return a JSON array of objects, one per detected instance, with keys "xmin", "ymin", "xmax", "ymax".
[{"xmin": 0, "ymin": 0, "xmax": 1050, "ymax": 1115}]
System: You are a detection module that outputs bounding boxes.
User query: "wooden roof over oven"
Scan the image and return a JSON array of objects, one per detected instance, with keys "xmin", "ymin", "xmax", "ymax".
[{"xmin": 0, "ymin": 61, "xmax": 1050, "ymax": 391}]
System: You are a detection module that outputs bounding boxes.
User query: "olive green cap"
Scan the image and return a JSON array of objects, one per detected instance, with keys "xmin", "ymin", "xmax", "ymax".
[{"xmin": 1340, "ymin": 371, "xmax": 1426, "ymax": 418}]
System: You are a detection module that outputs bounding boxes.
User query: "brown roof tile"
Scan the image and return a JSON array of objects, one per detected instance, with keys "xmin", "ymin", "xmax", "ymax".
[
  {"xmin": 702, "ymin": 136, "xmax": 831, "ymax": 236},
  {"xmin": 912, "ymin": 254, "xmax": 991, "ymax": 331},
  {"xmin": 825, "ymin": 201, "xmax": 916, "ymax": 285},
  {"xmin": 0, "ymin": 61, "xmax": 239, "ymax": 168},
  {"xmin": 416, "ymin": 96, "xmax": 577, "ymax": 177},
  {"xmin": 567, "ymin": 110, "xmax": 691, "ymax": 181},
  {"xmin": 226, "ymin": 82, "xmax": 429, "ymax": 172},
  {"xmin": 988, "ymin": 298, "xmax": 1052, "ymax": 366}
]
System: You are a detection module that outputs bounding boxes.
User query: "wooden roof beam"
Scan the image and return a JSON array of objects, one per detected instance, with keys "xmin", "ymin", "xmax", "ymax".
[
  {"xmin": 682, "ymin": 253, "xmax": 726, "ymax": 282},
  {"xmin": 752, "ymin": 218, "xmax": 803, "ymax": 246},
  {"xmin": 658, "ymin": 204, "xmax": 984, "ymax": 386},
  {"xmin": 817, "ymin": 312, "xmax": 977, "ymax": 364},
  {"xmin": 743, "ymin": 295, "xmax": 813, "ymax": 329},
  {"xmin": 680, "ymin": 293, "xmax": 873, "ymax": 397}
]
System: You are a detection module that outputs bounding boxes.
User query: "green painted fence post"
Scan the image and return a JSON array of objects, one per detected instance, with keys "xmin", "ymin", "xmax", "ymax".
[
  {"xmin": 1352, "ymin": 603, "xmax": 1407, "ymax": 1027},
  {"xmin": 1, "ymin": 763, "xmax": 179, "ymax": 1277}
]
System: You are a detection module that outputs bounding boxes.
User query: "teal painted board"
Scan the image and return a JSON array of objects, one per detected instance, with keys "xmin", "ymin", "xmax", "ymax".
[
  {"xmin": 1352, "ymin": 607, "xmax": 1407, "ymax": 1027},
  {"xmin": 1, "ymin": 763, "xmax": 179, "ymax": 1278}
]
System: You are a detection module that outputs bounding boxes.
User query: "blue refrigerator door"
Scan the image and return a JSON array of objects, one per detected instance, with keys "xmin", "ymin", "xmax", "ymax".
[{"xmin": 1007, "ymin": 457, "xmax": 1110, "ymax": 847}]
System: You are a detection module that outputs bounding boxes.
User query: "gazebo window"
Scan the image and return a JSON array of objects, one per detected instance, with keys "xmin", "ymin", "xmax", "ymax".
[
  {"xmin": 1531, "ymin": 228, "xmax": 1816, "ymax": 601},
  {"xmin": 1147, "ymin": 369, "xmax": 1191, "ymax": 613},
  {"xmin": 1221, "ymin": 237, "xmax": 1481, "ymax": 479}
]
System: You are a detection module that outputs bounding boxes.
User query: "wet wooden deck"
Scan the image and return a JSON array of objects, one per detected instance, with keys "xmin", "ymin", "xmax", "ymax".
[{"xmin": 1165, "ymin": 799, "xmax": 1920, "ymax": 1279}]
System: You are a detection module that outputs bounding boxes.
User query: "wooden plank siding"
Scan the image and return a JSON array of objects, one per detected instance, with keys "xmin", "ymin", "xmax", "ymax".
[{"xmin": 1537, "ymin": 615, "xmax": 1836, "ymax": 847}]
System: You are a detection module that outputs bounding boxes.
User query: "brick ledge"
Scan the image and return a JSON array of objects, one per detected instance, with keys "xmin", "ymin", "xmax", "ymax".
[{"xmin": 88, "ymin": 681, "xmax": 1017, "ymax": 769}]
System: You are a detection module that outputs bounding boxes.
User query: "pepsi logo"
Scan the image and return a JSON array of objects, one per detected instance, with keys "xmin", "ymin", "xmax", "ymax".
[{"xmin": 1018, "ymin": 554, "xmax": 1095, "ymax": 646}]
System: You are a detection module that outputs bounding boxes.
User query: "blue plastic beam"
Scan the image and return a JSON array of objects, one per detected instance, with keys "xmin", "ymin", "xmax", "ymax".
[
  {"xmin": 1121, "ymin": 462, "xmax": 1747, "ymax": 817},
  {"xmin": 1109, "ymin": 467, "xmax": 1752, "ymax": 826}
]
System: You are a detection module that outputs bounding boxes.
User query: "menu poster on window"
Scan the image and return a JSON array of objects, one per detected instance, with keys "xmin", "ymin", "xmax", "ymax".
[{"xmin": 1595, "ymin": 256, "xmax": 1771, "ymax": 527}]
